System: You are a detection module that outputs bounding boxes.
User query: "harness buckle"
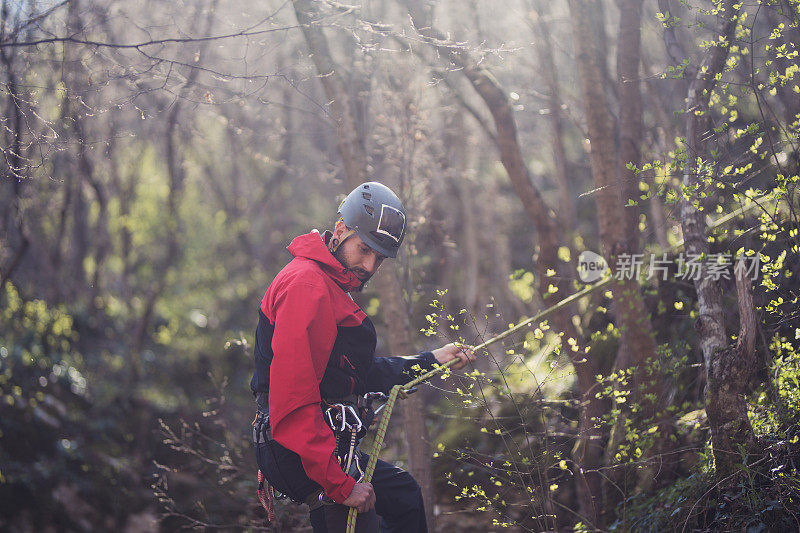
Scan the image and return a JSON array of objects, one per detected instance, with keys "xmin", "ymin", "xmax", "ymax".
[{"xmin": 252, "ymin": 413, "xmax": 272, "ymax": 445}]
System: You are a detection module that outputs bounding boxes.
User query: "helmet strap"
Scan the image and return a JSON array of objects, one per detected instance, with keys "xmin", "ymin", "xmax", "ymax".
[{"xmin": 329, "ymin": 228, "xmax": 355, "ymax": 253}]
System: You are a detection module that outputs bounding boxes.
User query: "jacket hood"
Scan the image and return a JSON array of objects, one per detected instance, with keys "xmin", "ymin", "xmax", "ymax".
[{"xmin": 287, "ymin": 231, "xmax": 363, "ymax": 291}]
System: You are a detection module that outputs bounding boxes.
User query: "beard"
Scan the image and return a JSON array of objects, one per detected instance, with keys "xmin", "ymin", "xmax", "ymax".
[{"xmin": 332, "ymin": 247, "xmax": 372, "ymax": 291}]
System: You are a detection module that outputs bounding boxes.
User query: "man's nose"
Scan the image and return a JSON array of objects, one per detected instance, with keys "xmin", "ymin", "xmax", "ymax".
[{"xmin": 362, "ymin": 254, "xmax": 378, "ymax": 273}]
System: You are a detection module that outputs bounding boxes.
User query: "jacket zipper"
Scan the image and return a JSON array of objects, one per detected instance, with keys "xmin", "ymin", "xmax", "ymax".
[{"xmin": 340, "ymin": 354, "xmax": 356, "ymax": 371}]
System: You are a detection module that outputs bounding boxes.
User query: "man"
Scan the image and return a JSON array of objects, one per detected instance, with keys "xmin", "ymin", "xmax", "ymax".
[{"xmin": 251, "ymin": 182, "xmax": 474, "ymax": 532}]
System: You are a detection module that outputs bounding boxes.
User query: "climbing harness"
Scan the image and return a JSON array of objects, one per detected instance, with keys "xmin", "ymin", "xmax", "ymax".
[
  {"xmin": 253, "ymin": 391, "xmax": 390, "ymax": 521},
  {"xmin": 257, "ymin": 469, "xmax": 276, "ymax": 522},
  {"xmin": 322, "ymin": 392, "xmax": 388, "ymax": 482},
  {"xmin": 253, "ymin": 410, "xmax": 279, "ymax": 521}
]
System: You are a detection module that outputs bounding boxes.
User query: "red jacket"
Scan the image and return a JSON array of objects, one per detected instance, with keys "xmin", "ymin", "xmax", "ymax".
[{"xmin": 251, "ymin": 231, "xmax": 435, "ymax": 503}]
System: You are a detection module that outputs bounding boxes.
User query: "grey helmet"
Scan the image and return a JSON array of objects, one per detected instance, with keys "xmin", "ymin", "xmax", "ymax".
[{"xmin": 338, "ymin": 182, "xmax": 407, "ymax": 258}]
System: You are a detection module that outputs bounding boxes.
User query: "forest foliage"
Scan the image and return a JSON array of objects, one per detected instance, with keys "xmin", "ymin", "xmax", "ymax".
[{"xmin": 1, "ymin": 0, "xmax": 799, "ymax": 531}]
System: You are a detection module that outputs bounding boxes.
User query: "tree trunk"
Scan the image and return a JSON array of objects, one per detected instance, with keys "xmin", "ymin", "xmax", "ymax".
[
  {"xmin": 705, "ymin": 261, "xmax": 758, "ymax": 477},
  {"xmin": 569, "ymin": 0, "xmax": 667, "ymax": 518},
  {"xmin": 404, "ymin": 0, "xmax": 564, "ymax": 305},
  {"xmin": 459, "ymin": 179, "xmax": 480, "ymax": 313},
  {"xmin": 0, "ymin": 20, "xmax": 29, "ymax": 289},
  {"xmin": 375, "ymin": 268, "xmax": 436, "ymax": 530},
  {"xmin": 529, "ymin": 3, "xmax": 576, "ymax": 233},
  {"xmin": 571, "ymin": 0, "xmax": 655, "ymax": 326},
  {"xmin": 292, "ymin": 0, "xmax": 367, "ymax": 184},
  {"xmin": 642, "ymin": 57, "xmax": 676, "ymax": 251},
  {"xmin": 616, "ymin": 0, "xmax": 644, "ymax": 248},
  {"xmin": 75, "ymin": 116, "xmax": 110, "ymax": 319},
  {"xmin": 661, "ymin": 0, "xmax": 758, "ymax": 476},
  {"xmin": 64, "ymin": 0, "xmax": 89, "ymax": 302},
  {"xmin": 104, "ymin": 122, "xmax": 135, "ymax": 305}
]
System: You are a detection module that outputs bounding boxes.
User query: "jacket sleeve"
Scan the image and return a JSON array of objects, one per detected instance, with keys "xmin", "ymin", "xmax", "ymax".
[
  {"xmin": 267, "ymin": 279, "xmax": 356, "ymax": 504},
  {"xmin": 365, "ymin": 351, "xmax": 438, "ymax": 394}
]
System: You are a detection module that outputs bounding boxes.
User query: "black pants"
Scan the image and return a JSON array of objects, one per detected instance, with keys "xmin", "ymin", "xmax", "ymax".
[{"xmin": 255, "ymin": 440, "xmax": 427, "ymax": 532}]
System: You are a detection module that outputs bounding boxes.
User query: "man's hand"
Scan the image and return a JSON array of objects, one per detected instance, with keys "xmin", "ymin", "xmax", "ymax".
[
  {"xmin": 432, "ymin": 343, "xmax": 476, "ymax": 370},
  {"xmin": 342, "ymin": 482, "xmax": 376, "ymax": 513}
]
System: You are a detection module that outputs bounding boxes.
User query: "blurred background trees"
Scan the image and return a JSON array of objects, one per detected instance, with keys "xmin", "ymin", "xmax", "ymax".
[{"xmin": 1, "ymin": 0, "xmax": 799, "ymax": 530}]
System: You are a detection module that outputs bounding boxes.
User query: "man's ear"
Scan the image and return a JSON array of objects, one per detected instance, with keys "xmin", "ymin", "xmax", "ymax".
[{"xmin": 333, "ymin": 218, "xmax": 347, "ymax": 238}]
